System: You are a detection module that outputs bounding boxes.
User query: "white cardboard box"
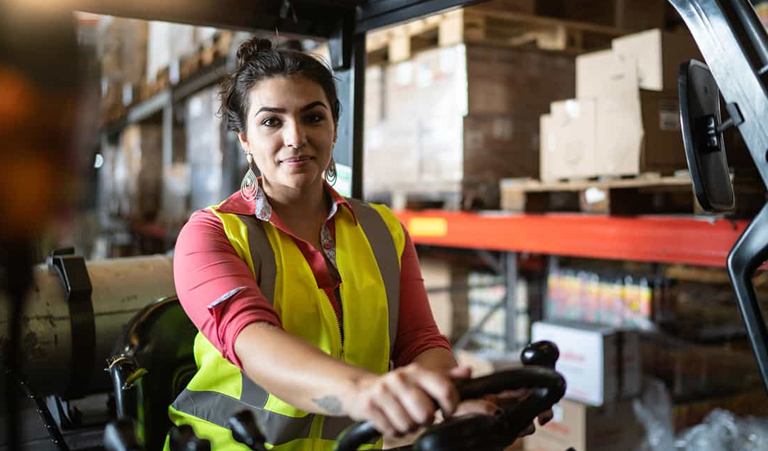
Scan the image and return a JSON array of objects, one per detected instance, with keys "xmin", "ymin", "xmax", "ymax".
[
  {"xmin": 531, "ymin": 321, "xmax": 640, "ymax": 406},
  {"xmin": 540, "ymin": 98, "xmax": 597, "ymax": 182},
  {"xmin": 612, "ymin": 28, "xmax": 701, "ymax": 92},
  {"xmin": 575, "ymin": 49, "xmax": 638, "ymax": 99}
]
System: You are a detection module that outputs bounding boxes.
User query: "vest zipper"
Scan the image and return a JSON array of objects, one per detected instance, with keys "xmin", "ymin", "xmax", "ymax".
[{"xmin": 324, "ymin": 289, "xmax": 344, "ymax": 360}]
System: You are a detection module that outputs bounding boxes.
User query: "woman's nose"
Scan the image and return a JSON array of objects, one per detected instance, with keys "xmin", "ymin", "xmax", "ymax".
[{"xmin": 283, "ymin": 120, "xmax": 306, "ymax": 148}]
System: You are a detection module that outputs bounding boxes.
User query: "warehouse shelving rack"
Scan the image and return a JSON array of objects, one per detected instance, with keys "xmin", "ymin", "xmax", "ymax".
[{"xmin": 396, "ymin": 210, "xmax": 753, "ymax": 350}]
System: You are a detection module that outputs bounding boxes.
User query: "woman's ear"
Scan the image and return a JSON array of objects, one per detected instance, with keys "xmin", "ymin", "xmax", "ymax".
[{"xmin": 237, "ymin": 131, "xmax": 249, "ymax": 153}]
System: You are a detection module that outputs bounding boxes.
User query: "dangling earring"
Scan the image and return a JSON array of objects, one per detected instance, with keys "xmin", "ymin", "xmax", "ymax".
[
  {"xmin": 325, "ymin": 157, "xmax": 337, "ymax": 185},
  {"xmin": 240, "ymin": 152, "xmax": 258, "ymax": 202}
]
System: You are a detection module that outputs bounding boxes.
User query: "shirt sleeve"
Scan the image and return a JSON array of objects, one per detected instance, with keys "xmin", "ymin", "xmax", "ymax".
[
  {"xmin": 391, "ymin": 226, "xmax": 452, "ymax": 368},
  {"xmin": 173, "ymin": 209, "xmax": 283, "ymax": 369}
]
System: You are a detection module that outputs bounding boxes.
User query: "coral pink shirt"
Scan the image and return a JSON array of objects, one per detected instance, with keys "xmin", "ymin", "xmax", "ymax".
[{"xmin": 173, "ymin": 182, "xmax": 451, "ymax": 370}]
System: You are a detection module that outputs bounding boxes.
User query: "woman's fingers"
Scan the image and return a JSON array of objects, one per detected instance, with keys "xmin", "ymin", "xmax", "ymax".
[
  {"xmin": 453, "ymin": 398, "xmax": 502, "ymax": 417},
  {"xmin": 520, "ymin": 423, "xmax": 536, "ymax": 437},
  {"xmin": 365, "ymin": 403, "xmax": 397, "ymax": 437},
  {"xmin": 388, "ymin": 373, "xmax": 437, "ymax": 427},
  {"xmin": 538, "ymin": 409, "xmax": 554, "ymax": 426},
  {"xmin": 374, "ymin": 384, "xmax": 415, "ymax": 435},
  {"xmin": 409, "ymin": 367, "xmax": 459, "ymax": 416},
  {"xmin": 447, "ymin": 366, "xmax": 472, "ymax": 380}
]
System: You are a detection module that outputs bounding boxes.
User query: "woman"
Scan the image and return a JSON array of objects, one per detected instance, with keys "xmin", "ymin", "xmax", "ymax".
[{"xmin": 167, "ymin": 38, "xmax": 548, "ymax": 450}]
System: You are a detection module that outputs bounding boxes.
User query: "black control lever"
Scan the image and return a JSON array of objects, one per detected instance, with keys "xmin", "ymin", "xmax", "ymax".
[
  {"xmin": 228, "ymin": 410, "xmax": 268, "ymax": 451},
  {"xmin": 334, "ymin": 341, "xmax": 566, "ymax": 451},
  {"xmin": 169, "ymin": 424, "xmax": 211, "ymax": 451},
  {"xmin": 521, "ymin": 340, "xmax": 559, "ymax": 368},
  {"xmin": 103, "ymin": 418, "xmax": 142, "ymax": 451}
]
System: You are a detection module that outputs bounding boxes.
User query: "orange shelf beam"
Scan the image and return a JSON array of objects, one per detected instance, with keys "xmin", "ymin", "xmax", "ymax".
[{"xmin": 395, "ymin": 210, "xmax": 750, "ymax": 268}]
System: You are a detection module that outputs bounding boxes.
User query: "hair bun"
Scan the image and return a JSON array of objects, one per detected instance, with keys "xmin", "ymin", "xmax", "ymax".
[{"xmin": 237, "ymin": 38, "xmax": 274, "ymax": 64}]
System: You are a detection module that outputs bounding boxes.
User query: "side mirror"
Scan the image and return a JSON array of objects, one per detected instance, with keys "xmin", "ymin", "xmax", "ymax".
[{"xmin": 679, "ymin": 59, "xmax": 739, "ymax": 212}]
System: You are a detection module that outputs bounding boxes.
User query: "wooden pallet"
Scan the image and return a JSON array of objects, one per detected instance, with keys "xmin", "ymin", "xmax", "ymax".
[
  {"xmin": 500, "ymin": 174, "xmax": 766, "ymax": 217},
  {"xmin": 366, "ymin": 7, "xmax": 627, "ymax": 63},
  {"xmin": 367, "ymin": 179, "xmax": 502, "ymax": 211},
  {"xmin": 368, "ymin": 188, "xmax": 463, "ymax": 211}
]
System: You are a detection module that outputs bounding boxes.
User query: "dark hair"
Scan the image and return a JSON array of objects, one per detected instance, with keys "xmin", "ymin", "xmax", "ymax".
[{"xmin": 220, "ymin": 38, "xmax": 340, "ymax": 133}]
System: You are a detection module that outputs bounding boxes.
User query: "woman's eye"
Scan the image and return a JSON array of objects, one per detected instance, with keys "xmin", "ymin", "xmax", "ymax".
[
  {"xmin": 262, "ymin": 117, "xmax": 281, "ymax": 127},
  {"xmin": 305, "ymin": 113, "xmax": 324, "ymax": 123}
]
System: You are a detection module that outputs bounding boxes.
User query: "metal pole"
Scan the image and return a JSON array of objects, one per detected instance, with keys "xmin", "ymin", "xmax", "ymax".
[
  {"xmin": 505, "ymin": 252, "xmax": 518, "ymax": 351},
  {"xmin": 332, "ymin": 32, "xmax": 366, "ymax": 199}
]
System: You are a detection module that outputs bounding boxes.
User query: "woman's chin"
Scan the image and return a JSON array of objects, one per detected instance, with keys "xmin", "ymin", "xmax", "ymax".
[{"xmin": 278, "ymin": 172, "xmax": 322, "ymax": 190}]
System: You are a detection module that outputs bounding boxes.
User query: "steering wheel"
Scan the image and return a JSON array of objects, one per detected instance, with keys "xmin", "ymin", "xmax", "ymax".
[
  {"xmin": 105, "ymin": 341, "xmax": 565, "ymax": 451},
  {"xmin": 333, "ymin": 341, "xmax": 566, "ymax": 451}
]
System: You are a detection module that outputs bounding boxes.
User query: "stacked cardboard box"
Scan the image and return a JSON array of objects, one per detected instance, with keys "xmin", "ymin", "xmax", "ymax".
[
  {"xmin": 531, "ymin": 321, "xmax": 641, "ymax": 407},
  {"xmin": 97, "ymin": 17, "xmax": 149, "ymax": 115},
  {"xmin": 419, "ymin": 257, "xmax": 470, "ymax": 342},
  {"xmin": 540, "ymin": 29, "xmax": 701, "ymax": 181},
  {"xmin": 145, "ymin": 23, "xmax": 222, "ymax": 82},
  {"xmin": 112, "ymin": 125, "xmax": 163, "ymax": 221},
  {"xmin": 185, "ymin": 87, "xmax": 225, "ymax": 212},
  {"xmin": 365, "ymin": 43, "xmax": 574, "ymax": 208},
  {"xmin": 523, "ymin": 398, "xmax": 645, "ymax": 451},
  {"xmin": 536, "ymin": 0, "xmax": 666, "ymax": 31}
]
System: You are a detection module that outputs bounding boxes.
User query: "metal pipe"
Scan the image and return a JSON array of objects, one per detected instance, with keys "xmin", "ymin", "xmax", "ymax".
[{"xmin": 725, "ymin": 0, "xmax": 768, "ymax": 69}]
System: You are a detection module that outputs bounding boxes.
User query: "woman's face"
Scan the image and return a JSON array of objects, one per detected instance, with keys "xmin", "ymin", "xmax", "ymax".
[{"xmin": 237, "ymin": 75, "xmax": 337, "ymax": 192}]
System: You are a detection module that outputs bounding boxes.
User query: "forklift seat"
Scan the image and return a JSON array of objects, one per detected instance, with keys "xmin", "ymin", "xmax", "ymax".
[{"xmin": 107, "ymin": 296, "xmax": 198, "ymax": 451}]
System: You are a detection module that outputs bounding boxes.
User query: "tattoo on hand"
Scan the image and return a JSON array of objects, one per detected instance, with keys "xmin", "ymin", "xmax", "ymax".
[{"xmin": 313, "ymin": 395, "xmax": 342, "ymax": 415}]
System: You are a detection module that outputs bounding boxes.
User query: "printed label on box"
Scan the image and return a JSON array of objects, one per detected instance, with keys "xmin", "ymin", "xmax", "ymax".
[{"xmin": 659, "ymin": 99, "xmax": 680, "ymax": 131}]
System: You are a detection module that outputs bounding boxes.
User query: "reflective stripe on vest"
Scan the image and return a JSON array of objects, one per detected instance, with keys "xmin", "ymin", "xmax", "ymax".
[{"xmin": 170, "ymin": 199, "xmax": 404, "ymax": 449}]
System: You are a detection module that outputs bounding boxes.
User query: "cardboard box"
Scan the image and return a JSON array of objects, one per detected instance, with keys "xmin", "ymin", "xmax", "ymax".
[
  {"xmin": 186, "ymin": 87, "xmax": 224, "ymax": 212},
  {"xmin": 542, "ymin": 90, "xmax": 686, "ymax": 180},
  {"xmin": 463, "ymin": 114, "xmax": 541, "ymax": 200},
  {"xmin": 466, "ymin": 45, "xmax": 575, "ymax": 117},
  {"xmin": 365, "ymin": 65, "xmax": 384, "ymax": 128},
  {"xmin": 116, "ymin": 124, "xmax": 162, "ymax": 220},
  {"xmin": 576, "ymin": 50, "xmax": 638, "ymax": 99},
  {"xmin": 596, "ymin": 89, "xmax": 686, "ymax": 176},
  {"xmin": 540, "ymin": 99, "xmax": 597, "ymax": 182},
  {"xmin": 536, "ymin": 0, "xmax": 665, "ymax": 31},
  {"xmin": 420, "ymin": 257, "xmax": 469, "ymax": 341},
  {"xmin": 612, "ymin": 29, "xmax": 701, "ymax": 92},
  {"xmin": 531, "ymin": 321, "xmax": 641, "ymax": 406},
  {"xmin": 365, "ymin": 43, "xmax": 573, "ymax": 206},
  {"xmin": 523, "ymin": 398, "xmax": 644, "ymax": 451},
  {"xmin": 472, "ymin": 0, "xmax": 535, "ymax": 14}
]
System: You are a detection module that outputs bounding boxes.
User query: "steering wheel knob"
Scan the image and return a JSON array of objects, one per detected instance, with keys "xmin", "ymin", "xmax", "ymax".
[
  {"xmin": 228, "ymin": 410, "xmax": 267, "ymax": 451},
  {"xmin": 520, "ymin": 340, "xmax": 559, "ymax": 369},
  {"xmin": 169, "ymin": 424, "xmax": 211, "ymax": 451}
]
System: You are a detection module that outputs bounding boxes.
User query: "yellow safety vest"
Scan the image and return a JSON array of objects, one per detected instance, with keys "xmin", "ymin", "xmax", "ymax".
[{"xmin": 166, "ymin": 198, "xmax": 405, "ymax": 450}]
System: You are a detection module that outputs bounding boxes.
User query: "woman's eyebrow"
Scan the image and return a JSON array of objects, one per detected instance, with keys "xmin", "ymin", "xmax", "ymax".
[
  {"xmin": 254, "ymin": 101, "xmax": 327, "ymax": 116},
  {"xmin": 300, "ymin": 101, "xmax": 328, "ymax": 112}
]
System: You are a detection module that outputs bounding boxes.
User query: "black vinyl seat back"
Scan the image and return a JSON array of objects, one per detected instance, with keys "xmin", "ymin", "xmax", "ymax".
[{"xmin": 108, "ymin": 296, "xmax": 198, "ymax": 451}]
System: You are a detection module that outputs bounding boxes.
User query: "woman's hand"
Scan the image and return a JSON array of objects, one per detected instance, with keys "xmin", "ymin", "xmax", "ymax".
[
  {"xmin": 453, "ymin": 388, "xmax": 554, "ymax": 439},
  {"xmin": 344, "ymin": 363, "xmax": 464, "ymax": 437}
]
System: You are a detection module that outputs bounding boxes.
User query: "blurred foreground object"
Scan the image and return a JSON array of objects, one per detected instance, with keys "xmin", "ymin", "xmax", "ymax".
[{"xmin": 1, "ymin": 1, "xmax": 87, "ymax": 450}]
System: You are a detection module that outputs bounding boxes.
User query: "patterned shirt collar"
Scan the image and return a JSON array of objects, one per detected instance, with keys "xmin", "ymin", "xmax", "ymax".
[{"xmin": 216, "ymin": 178, "xmax": 357, "ymax": 224}]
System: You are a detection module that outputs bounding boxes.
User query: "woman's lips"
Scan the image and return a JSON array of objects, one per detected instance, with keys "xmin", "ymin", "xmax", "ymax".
[{"xmin": 281, "ymin": 155, "xmax": 314, "ymax": 166}]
